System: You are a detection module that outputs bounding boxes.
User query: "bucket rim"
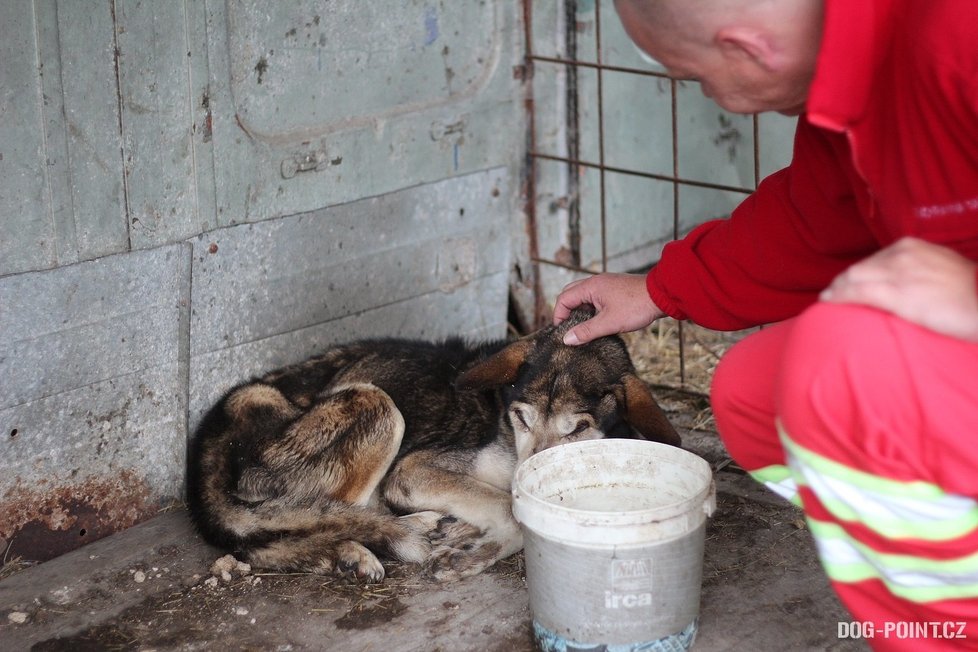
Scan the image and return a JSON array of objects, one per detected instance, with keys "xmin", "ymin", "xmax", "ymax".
[{"xmin": 511, "ymin": 439, "xmax": 715, "ymax": 535}]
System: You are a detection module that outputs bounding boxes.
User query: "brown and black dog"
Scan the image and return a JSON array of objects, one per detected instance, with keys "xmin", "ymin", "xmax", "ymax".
[{"xmin": 187, "ymin": 307, "xmax": 679, "ymax": 582}]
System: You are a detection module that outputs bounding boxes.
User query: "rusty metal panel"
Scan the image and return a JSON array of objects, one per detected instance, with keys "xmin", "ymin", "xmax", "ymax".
[
  {"xmin": 48, "ymin": 0, "xmax": 130, "ymax": 262},
  {"xmin": 2, "ymin": 1, "xmax": 525, "ymax": 269},
  {"xmin": 0, "ymin": 245, "xmax": 191, "ymax": 563},
  {"xmin": 188, "ymin": 168, "xmax": 510, "ymax": 429},
  {"xmin": 114, "ymin": 0, "xmax": 203, "ymax": 248},
  {"xmin": 0, "ymin": 2, "xmax": 58, "ymax": 274},
  {"xmin": 0, "ymin": 0, "xmax": 129, "ymax": 277},
  {"xmin": 201, "ymin": 0, "xmax": 523, "ymax": 225}
]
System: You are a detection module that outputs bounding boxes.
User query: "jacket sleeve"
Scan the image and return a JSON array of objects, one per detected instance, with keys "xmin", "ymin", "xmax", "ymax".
[{"xmin": 646, "ymin": 118, "xmax": 881, "ymax": 330}]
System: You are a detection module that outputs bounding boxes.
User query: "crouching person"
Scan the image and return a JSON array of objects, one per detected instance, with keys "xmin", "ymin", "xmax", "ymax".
[{"xmin": 553, "ymin": 0, "xmax": 978, "ymax": 649}]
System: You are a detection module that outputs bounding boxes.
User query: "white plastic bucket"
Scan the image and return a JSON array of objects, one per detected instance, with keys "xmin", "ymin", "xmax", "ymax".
[{"xmin": 512, "ymin": 439, "xmax": 716, "ymax": 652}]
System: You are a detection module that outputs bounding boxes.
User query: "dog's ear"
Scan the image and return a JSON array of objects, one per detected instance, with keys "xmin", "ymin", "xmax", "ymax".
[
  {"xmin": 456, "ymin": 339, "xmax": 534, "ymax": 390},
  {"xmin": 619, "ymin": 374, "xmax": 682, "ymax": 447}
]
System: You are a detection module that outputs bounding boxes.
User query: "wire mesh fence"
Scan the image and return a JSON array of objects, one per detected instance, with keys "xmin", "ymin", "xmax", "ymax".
[{"xmin": 521, "ymin": 0, "xmax": 791, "ymax": 388}]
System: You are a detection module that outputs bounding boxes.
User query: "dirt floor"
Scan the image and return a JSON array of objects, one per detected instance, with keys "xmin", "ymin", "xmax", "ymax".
[{"xmin": 0, "ymin": 322, "xmax": 869, "ymax": 651}]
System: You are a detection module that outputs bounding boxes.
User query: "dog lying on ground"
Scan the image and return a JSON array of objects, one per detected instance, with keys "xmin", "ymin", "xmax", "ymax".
[{"xmin": 187, "ymin": 306, "xmax": 680, "ymax": 583}]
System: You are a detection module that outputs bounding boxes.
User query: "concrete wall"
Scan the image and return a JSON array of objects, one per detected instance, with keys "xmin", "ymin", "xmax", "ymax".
[{"xmin": 1, "ymin": 0, "xmax": 524, "ymax": 563}]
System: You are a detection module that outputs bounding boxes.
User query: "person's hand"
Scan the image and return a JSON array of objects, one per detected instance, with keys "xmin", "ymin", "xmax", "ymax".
[
  {"xmin": 820, "ymin": 237, "xmax": 978, "ymax": 342},
  {"xmin": 552, "ymin": 273, "xmax": 664, "ymax": 345}
]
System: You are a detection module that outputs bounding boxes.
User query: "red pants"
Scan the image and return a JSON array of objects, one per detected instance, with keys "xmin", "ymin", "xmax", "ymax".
[{"xmin": 711, "ymin": 303, "xmax": 978, "ymax": 651}]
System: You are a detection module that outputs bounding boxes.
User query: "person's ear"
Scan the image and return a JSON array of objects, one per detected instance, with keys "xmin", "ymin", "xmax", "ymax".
[{"xmin": 715, "ymin": 26, "xmax": 780, "ymax": 71}]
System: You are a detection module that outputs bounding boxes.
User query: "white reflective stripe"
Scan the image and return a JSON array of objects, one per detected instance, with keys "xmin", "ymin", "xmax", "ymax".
[
  {"xmin": 764, "ymin": 477, "xmax": 799, "ymax": 502},
  {"xmin": 810, "ymin": 520, "xmax": 978, "ymax": 601},
  {"xmin": 795, "ymin": 463, "xmax": 978, "ymax": 539},
  {"xmin": 815, "ymin": 537, "xmax": 978, "ymax": 588},
  {"xmin": 748, "ymin": 465, "xmax": 802, "ymax": 504},
  {"xmin": 779, "ymin": 427, "xmax": 978, "ymax": 541}
]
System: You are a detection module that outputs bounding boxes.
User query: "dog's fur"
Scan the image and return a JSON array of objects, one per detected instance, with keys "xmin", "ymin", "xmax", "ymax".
[{"xmin": 187, "ymin": 307, "xmax": 680, "ymax": 582}]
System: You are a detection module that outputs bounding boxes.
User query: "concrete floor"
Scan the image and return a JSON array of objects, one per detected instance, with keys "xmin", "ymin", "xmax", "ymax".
[{"xmin": 0, "ymin": 429, "xmax": 867, "ymax": 652}]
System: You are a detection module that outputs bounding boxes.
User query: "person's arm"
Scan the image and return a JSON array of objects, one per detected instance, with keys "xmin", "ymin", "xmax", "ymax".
[
  {"xmin": 648, "ymin": 121, "xmax": 880, "ymax": 330},
  {"xmin": 557, "ymin": 119, "xmax": 879, "ymax": 343}
]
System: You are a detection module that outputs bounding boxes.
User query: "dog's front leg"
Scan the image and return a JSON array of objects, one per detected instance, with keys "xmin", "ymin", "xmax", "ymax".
[{"xmin": 384, "ymin": 449, "xmax": 523, "ymax": 581}]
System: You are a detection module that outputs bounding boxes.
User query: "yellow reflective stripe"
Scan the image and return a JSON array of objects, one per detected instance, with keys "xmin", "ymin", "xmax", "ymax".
[
  {"xmin": 749, "ymin": 464, "xmax": 802, "ymax": 506},
  {"xmin": 777, "ymin": 422, "xmax": 978, "ymax": 541},
  {"xmin": 809, "ymin": 519, "xmax": 978, "ymax": 603}
]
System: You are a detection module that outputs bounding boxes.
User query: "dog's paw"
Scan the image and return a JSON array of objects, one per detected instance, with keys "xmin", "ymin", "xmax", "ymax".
[
  {"xmin": 424, "ymin": 539, "xmax": 503, "ymax": 582},
  {"xmin": 396, "ymin": 512, "xmax": 482, "ymax": 551},
  {"xmin": 334, "ymin": 540, "xmax": 385, "ymax": 583},
  {"xmin": 428, "ymin": 515, "xmax": 483, "ymax": 546}
]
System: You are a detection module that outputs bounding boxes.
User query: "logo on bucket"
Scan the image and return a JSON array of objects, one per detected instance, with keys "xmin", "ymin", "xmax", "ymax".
[{"xmin": 605, "ymin": 558, "xmax": 653, "ymax": 609}]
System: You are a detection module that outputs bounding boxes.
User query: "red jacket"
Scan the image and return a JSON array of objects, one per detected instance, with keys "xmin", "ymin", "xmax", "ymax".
[{"xmin": 647, "ymin": 0, "xmax": 978, "ymax": 330}]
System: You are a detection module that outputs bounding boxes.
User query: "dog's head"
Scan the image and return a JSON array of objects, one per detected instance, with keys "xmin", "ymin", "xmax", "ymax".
[{"xmin": 457, "ymin": 306, "xmax": 681, "ymax": 464}]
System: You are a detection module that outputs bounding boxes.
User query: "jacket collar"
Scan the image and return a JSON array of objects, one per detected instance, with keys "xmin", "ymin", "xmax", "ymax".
[{"xmin": 805, "ymin": 0, "xmax": 898, "ymax": 132}]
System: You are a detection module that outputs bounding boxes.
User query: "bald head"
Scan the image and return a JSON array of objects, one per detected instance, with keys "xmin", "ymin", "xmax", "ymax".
[
  {"xmin": 614, "ymin": 0, "xmax": 819, "ymax": 42},
  {"xmin": 614, "ymin": 0, "xmax": 744, "ymax": 31},
  {"xmin": 614, "ymin": 0, "xmax": 791, "ymax": 23},
  {"xmin": 613, "ymin": 0, "xmax": 824, "ymax": 114}
]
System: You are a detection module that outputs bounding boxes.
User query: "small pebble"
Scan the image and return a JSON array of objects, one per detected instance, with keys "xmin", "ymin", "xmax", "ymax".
[
  {"xmin": 210, "ymin": 554, "xmax": 237, "ymax": 577},
  {"xmin": 133, "ymin": 571, "xmax": 146, "ymax": 583},
  {"xmin": 8, "ymin": 612, "xmax": 28, "ymax": 624},
  {"xmin": 209, "ymin": 553, "xmax": 252, "ymax": 583}
]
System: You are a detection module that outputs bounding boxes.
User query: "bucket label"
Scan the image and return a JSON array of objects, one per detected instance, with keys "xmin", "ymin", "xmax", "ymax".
[
  {"xmin": 606, "ymin": 558, "xmax": 654, "ymax": 610},
  {"xmin": 611, "ymin": 558, "xmax": 653, "ymax": 592}
]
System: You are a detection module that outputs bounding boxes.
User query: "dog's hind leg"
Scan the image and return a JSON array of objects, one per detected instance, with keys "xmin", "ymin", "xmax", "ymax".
[
  {"xmin": 234, "ymin": 384, "xmax": 431, "ymax": 580},
  {"xmin": 239, "ymin": 382, "xmax": 404, "ymax": 506}
]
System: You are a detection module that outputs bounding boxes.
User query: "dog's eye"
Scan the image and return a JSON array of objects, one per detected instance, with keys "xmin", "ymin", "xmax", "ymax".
[
  {"xmin": 512, "ymin": 408, "xmax": 530, "ymax": 429},
  {"xmin": 568, "ymin": 419, "xmax": 590, "ymax": 436}
]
